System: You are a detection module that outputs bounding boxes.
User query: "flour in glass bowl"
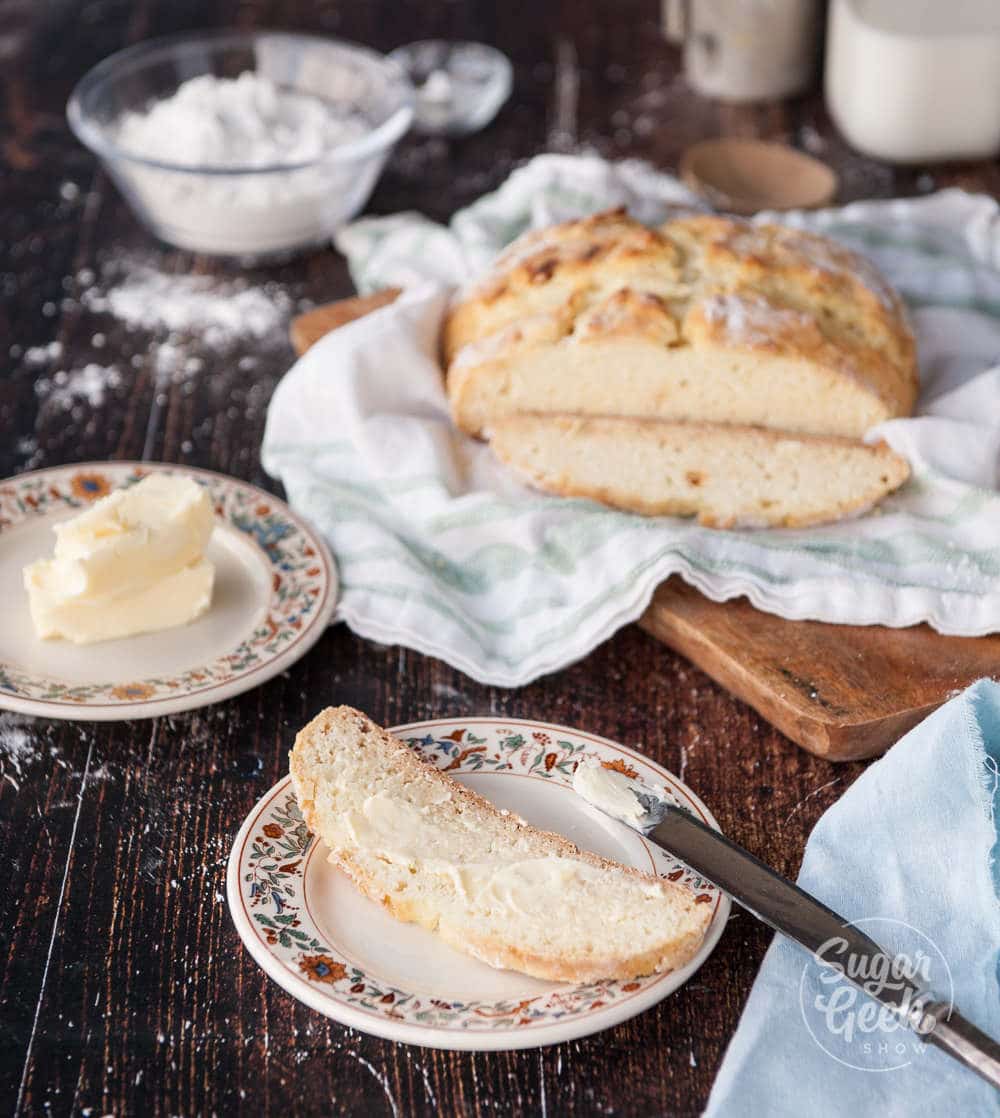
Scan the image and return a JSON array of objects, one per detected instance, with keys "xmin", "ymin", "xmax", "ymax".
[
  {"xmin": 113, "ymin": 71, "xmax": 370, "ymax": 256},
  {"xmin": 116, "ymin": 71, "xmax": 364, "ymax": 169}
]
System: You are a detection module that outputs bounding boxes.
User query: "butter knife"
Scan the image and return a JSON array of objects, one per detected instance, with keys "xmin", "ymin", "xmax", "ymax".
[{"xmin": 573, "ymin": 763, "xmax": 1000, "ymax": 1091}]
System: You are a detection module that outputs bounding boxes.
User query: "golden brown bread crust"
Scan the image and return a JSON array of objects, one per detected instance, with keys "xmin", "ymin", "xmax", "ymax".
[
  {"xmin": 443, "ymin": 208, "xmax": 918, "ymax": 437},
  {"xmin": 443, "ymin": 209, "xmax": 685, "ymax": 366}
]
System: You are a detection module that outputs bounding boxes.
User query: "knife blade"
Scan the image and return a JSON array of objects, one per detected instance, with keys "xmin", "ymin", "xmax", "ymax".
[{"xmin": 574, "ymin": 763, "xmax": 1000, "ymax": 1091}]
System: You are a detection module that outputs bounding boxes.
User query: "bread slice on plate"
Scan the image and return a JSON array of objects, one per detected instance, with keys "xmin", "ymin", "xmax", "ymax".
[
  {"xmin": 289, "ymin": 707, "xmax": 711, "ymax": 983},
  {"xmin": 489, "ymin": 414, "xmax": 910, "ymax": 529}
]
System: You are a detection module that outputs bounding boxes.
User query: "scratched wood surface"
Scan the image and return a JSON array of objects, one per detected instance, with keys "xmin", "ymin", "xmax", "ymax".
[{"xmin": 2, "ymin": 2, "xmax": 998, "ymax": 1115}]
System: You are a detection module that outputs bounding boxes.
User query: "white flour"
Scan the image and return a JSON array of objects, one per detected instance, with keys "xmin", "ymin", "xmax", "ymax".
[
  {"xmin": 34, "ymin": 363, "xmax": 122, "ymax": 410},
  {"xmin": 0, "ymin": 713, "xmax": 39, "ymax": 787},
  {"xmin": 113, "ymin": 71, "xmax": 370, "ymax": 255},
  {"xmin": 24, "ymin": 341, "xmax": 63, "ymax": 365},
  {"xmin": 700, "ymin": 292, "xmax": 812, "ymax": 347},
  {"xmin": 83, "ymin": 267, "xmax": 292, "ymax": 346},
  {"xmin": 12, "ymin": 252, "xmax": 303, "ymax": 474},
  {"xmin": 116, "ymin": 71, "xmax": 364, "ymax": 170}
]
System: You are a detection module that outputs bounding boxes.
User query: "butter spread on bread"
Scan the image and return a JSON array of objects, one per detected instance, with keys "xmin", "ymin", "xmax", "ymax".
[{"xmin": 290, "ymin": 706, "xmax": 711, "ymax": 983}]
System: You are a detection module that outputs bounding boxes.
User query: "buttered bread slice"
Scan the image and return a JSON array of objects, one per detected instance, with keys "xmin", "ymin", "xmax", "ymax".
[
  {"xmin": 490, "ymin": 414, "xmax": 910, "ymax": 529},
  {"xmin": 290, "ymin": 707, "xmax": 711, "ymax": 983},
  {"xmin": 444, "ymin": 210, "xmax": 917, "ymax": 440}
]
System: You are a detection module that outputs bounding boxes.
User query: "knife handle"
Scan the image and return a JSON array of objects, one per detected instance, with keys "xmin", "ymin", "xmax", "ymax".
[
  {"xmin": 652, "ymin": 806, "xmax": 1000, "ymax": 1092},
  {"xmin": 922, "ymin": 1002, "xmax": 1000, "ymax": 1090}
]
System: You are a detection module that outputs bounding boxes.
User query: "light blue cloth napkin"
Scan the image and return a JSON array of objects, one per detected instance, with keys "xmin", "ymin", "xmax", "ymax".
[{"xmin": 705, "ymin": 679, "xmax": 1000, "ymax": 1117}]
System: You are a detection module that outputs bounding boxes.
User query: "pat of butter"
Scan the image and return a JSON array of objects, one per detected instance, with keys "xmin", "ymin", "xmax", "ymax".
[
  {"xmin": 27, "ymin": 560, "xmax": 215, "ymax": 645},
  {"xmin": 572, "ymin": 760, "xmax": 649, "ymax": 826},
  {"xmin": 23, "ymin": 474, "xmax": 216, "ymax": 644}
]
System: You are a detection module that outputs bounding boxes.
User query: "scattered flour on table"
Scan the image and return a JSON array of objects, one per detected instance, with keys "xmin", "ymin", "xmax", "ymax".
[
  {"xmin": 0, "ymin": 713, "xmax": 41, "ymax": 785},
  {"xmin": 23, "ymin": 340, "xmax": 63, "ymax": 366},
  {"xmin": 21, "ymin": 257, "xmax": 279, "ymax": 412},
  {"xmin": 71, "ymin": 257, "xmax": 302, "ymax": 397},
  {"xmin": 34, "ymin": 363, "xmax": 122, "ymax": 409},
  {"xmin": 11, "ymin": 255, "xmax": 302, "ymax": 479},
  {"xmin": 0, "ymin": 715, "xmax": 115, "ymax": 797},
  {"xmin": 12, "ymin": 249, "xmax": 294, "ymax": 469},
  {"xmin": 82, "ymin": 267, "xmax": 294, "ymax": 347}
]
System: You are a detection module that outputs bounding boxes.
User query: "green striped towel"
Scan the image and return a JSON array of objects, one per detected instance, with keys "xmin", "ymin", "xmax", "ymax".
[{"xmin": 262, "ymin": 155, "xmax": 1000, "ymax": 686}]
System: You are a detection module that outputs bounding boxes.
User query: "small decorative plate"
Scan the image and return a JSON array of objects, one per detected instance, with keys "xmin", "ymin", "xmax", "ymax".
[
  {"xmin": 0, "ymin": 462, "xmax": 337, "ymax": 721},
  {"xmin": 227, "ymin": 717, "xmax": 730, "ymax": 1051}
]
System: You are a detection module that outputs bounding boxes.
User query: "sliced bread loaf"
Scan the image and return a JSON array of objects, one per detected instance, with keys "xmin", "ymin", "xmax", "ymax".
[
  {"xmin": 489, "ymin": 414, "xmax": 910, "ymax": 528},
  {"xmin": 289, "ymin": 707, "xmax": 712, "ymax": 983},
  {"xmin": 444, "ymin": 210, "xmax": 917, "ymax": 440}
]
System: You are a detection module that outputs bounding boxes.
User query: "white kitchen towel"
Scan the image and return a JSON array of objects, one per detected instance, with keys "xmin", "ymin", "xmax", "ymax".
[{"xmin": 262, "ymin": 155, "xmax": 1000, "ymax": 687}]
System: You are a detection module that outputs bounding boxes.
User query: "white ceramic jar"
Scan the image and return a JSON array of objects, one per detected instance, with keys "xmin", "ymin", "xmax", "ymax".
[
  {"xmin": 825, "ymin": 0, "xmax": 1000, "ymax": 163},
  {"xmin": 664, "ymin": 0, "xmax": 822, "ymax": 102}
]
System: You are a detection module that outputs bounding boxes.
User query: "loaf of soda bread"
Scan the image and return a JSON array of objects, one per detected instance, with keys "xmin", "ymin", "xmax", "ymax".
[
  {"xmin": 442, "ymin": 210, "xmax": 915, "ymax": 526},
  {"xmin": 444, "ymin": 210, "xmax": 917, "ymax": 440},
  {"xmin": 290, "ymin": 707, "xmax": 712, "ymax": 983}
]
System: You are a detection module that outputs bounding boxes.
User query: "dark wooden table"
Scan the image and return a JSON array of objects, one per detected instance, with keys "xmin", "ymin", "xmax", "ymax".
[{"xmin": 2, "ymin": 3, "xmax": 998, "ymax": 1115}]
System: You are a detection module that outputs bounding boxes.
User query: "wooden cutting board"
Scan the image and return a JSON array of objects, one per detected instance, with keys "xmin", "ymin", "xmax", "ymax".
[{"xmin": 290, "ymin": 292, "xmax": 1000, "ymax": 762}]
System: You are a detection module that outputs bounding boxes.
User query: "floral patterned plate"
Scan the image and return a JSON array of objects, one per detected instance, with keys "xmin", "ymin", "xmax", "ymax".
[
  {"xmin": 227, "ymin": 717, "xmax": 730, "ymax": 1051},
  {"xmin": 0, "ymin": 462, "xmax": 337, "ymax": 720}
]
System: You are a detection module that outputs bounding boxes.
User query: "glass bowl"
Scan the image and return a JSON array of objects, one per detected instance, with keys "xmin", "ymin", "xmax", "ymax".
[
  {"xmin": 67, "ymin": 30, "xmax": 414, "ymax": 258},
  {"xmin": 388, "ymin": 41, "xmax": 512, "ymax": 136}
]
